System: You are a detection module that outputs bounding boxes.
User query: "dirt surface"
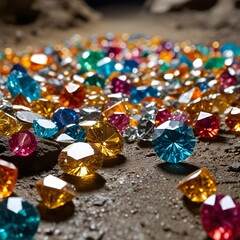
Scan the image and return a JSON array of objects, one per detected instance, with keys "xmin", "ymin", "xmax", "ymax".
[{"xmin": 0, "ymin": 3, "xmax": 240, "ymax": 240}]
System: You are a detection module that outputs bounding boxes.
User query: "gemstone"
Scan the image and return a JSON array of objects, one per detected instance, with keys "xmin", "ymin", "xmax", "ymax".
[
  {"xmin": 111, "ymin": 77, "xmax": 132, "ymax": 95},
  {"xmin": 123, "ymin": 126, "xmax": 138, "ymax": 143},
  {"xmin": 55, "ymin": 133, "xmax": 75, "ymax": 144},
  {"xmin": 63, "ymin": 124, "xmax": 87, "ymax": 142},
  {"xmin": 78, "ymin": 107, "xmax": 101, "ymax": 122},
  {"xmin": 36, "ymin": 175, "xmax": 76, "ymax": 209},
  {"xmin": 12, "ymin": 94, "xmax": 30, "ymax": 108},
  {"xmin": 31, "ymin": 99, "xmax": 60, "ymax": 119},
  {"xmin": 179, "ymin": 87, "xmax": 202, "ymax": 104},
  {"xmin": 86, "ymin": 122, "xmax": 124, "ymax": 157},
  {"xmin": 107, "ymin": 113, "xmax": 130, "ymax": 133},
  {"xmin": 171, "ymin": 110, "xmax": 188, "ymax": 123},
  {"xmin": 0, "ymin": 110, "xmax": 22, "ymax": 136},
  {"xmin": 33, "ymin": 119, "xmax": 58, "ymax": 138},
  {"xmin": 200, "ymin": 194, "xmax": 240, "ymax": 240},
  {"xmin": 58, "ymin": 142, "xmax": 103, "ymax": 177},
  {"xmin": 59, "ymin": 82, "xmax": 86, "ymax": 109},
  {"xmin": 123, "ymin": 59, "xmax": 139, "ymax": 73},
  {"xmin": 52, "ymin": 108, "xmax": 79, "ymax": 129},
  {"xmin": 79, "ymin": 120, "xmax": 98, "ymax": 131},
  {"xmin": 30, "ymin": 54, "xmax": 48, "ymax": 71},
  {"xmin": 16, "ymin": 111, "xmax": 43, "ymax": 124},
  {"xmin": 0, "ymin": 197, "xmax": 40, "ymax": 240},
  {"xmin": 138, "ymin": 118, "xmax": 155, "ymax": 141},
  {"xmin": 152, "ymin": 120, "xmax": 196, "ymax": 163},
  {"xmin": 130, "ymin": 86, "xmax": 159, "ymax": 104},
  {"xmin": 10, "ymin": 64, "xmax": 27, "ymax": 74},
  {"xmin": 85, "ymin": 86, "xmax": 109, "ymax": 107},
  {"xmin": 8, "ymin": 130, "xmax": 37, "ymax": 156},
  {"xmin": 155, "ymin": 108, "xmax": 172, "ymax": 127},
  {"xmin": 7, "ymin": 71, "xmax": 40, "ymax": 102},
  {"xmin": 177, "ymin": 168, "xmax": 217, "ymax": 202},
  {"xmin": 0, "ymin": 160, "xmax": 18, "ymax": 199},
  {"xmin": 225, "ymin": 107, "xmax": 240, "ymax": 133},
  {"xmin": 194, "ymin": 112, "xmax": 220, "ymax": 138},
  {"xmin": 84, "ymin": 73, "xmax": 105, "ymax": 89},
  {"xmin": 219, "ymin": 70, "xmax": 237, "ymax": 92},
  {"xmin": 203, "ymin": 57, "xmax": 225, "ymax": 70},
  {"xmin": 142, "ymin": 102, "xmax": 157, "ymax": 121}
]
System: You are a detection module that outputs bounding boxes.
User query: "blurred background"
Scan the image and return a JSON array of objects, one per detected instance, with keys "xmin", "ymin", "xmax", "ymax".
[{"xmin": 0, "ymin": 0, "xmax": 239, "ymax": 49}]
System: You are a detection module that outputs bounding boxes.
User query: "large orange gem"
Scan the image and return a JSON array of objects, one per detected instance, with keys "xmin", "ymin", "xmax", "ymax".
[{"xmin": 225, "ymin": 107, "xmax": 240, "ymax": 133}]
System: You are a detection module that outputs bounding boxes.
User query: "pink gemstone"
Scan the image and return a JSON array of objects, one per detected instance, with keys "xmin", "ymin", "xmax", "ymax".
[
  {"xmin": 201, "ymin": 194, "xmax": 240, "ymax": 240},
  {"xmin": 171, "ymin": 110, "xmax": 188, "ymax": 123},
  {"xmin": 107, "ymin": 113, "xmax": 130, "ymax": 133},
  {"xmin": 9, "ymin": 130, "xmax": 37, "ymax": 156},
  {"xmin": 220, "ymin": 71, "xmax": 237, "ymax": 92},
  {"xmin": 111, "ymin": 78, "xmax": 132, "ymax": 95},
  {"xmin": 155, "ymin": 108, "xmax": 172, "ymax": 127}
]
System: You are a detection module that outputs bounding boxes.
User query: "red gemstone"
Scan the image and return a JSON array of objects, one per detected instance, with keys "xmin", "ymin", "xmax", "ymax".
[
  {"xmin": 8, "ymin": 130, "xmax": 37, "ymax": 156},
  {"xmin": 201, "ymin": 194, "xmax": 240, "ymax": 240},
  {"xmin": 194, "ymin": 112, "xmax": 220, "ymax": 138},
  {"xmin": 107, "ymin": 113, "xmax": 130, "ymax": 133},
  {"xmin": 155, "ymin": 108, "xmax": 172, "ymax": 127},
  {"xmin": 219, "ymin": 70, "xmax": 237, "ymax": 92},
  {"xmin": 111, "ymin": 77, "xmax": 132, "ymax": 95}
]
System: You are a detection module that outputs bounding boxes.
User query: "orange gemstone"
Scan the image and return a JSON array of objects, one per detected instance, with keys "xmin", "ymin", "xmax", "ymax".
[
  {"xmin": 41, "ymin": 83, "xmax": 60, "ymax": 100},
  {"xmin": 225, "ymin": 107, "xmax": 240, "ymax": 133},
  {"xmin": 59, "ymin": 82, "xmax": 86, "ymax": 108},
  {"xmin": 0, "ymin": 160, "xmax": 18, "ymax": 199},
  {"xmin": 179, "ymin": 87, "xmax": 202, "ymax": 104},
  {"xmin": 30, "ymin": 54, "xmax": 48, "ymax": 71},
  {"xmin": 84, "ymin": 86, "xmax": 108, "ymax": 107},
  {"xmin": 12, "ymin": 94, "xmax": 30, "ymax": 108}
]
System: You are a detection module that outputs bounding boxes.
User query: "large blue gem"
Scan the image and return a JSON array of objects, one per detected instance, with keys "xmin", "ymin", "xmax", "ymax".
[
  {"xmin": 52, "ymin": 107, "xmax": 79, "ymax": 129},
  {"xmin": 0, "ymin": 197, "xmax": 40, "ymax": 240},
  {"xmin": 33, "ymin": 119, "xmax": 58, "ymax": 138},
  {"xmin": 64, "ymin": 124, "xmax": 87, "ymax": 142},
  {"xmin": 152, "ymin": 120, "xmax": 196, "ymax": 163},
  {"xmin": 10, "ymin": 64, "xmax": 27, "ymax": 74},
  {"xmin": 7, "ymin": 71, "xmax": 40, "ymax": 102},
  {"xmin": 130, "ymin": 86, "xmax": 159, "ymax": 103}
]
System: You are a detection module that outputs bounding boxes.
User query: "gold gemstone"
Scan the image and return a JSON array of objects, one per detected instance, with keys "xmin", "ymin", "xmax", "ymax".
[
  {"xmin": 31, "ymin": 99, "xmax": 60, "ymax": 119},
  {"xmin": 225, "ymin": 107, "xmax": 240, "ymax": 133},
  {"xmin": 58, "ymin": 142, "xmax": 103, "ymax": 177},
  {"xmin": 0, "ymin": 160, "xmax": 18, "ymax": 199},
  {"xmin": 79, "ymin": 120, "xmax": 98, "ymax": 131},
  {"xmin": 86, "ymin": 122, "xmax": 123, "ymax": 157},
  {"xmin": 36, "ymin": 175, "xmax": 76, "ymax": 209},
  {"xmin": 84, "ymin": 86, "xmax": 108, "ymax": 107},
  {"xmin": 177, "ymin": 168, "xmax": 217, "ymax": 202},
  {"xmin": 0, "ymin": 110, "xmax": 22, "ymax": 136}
]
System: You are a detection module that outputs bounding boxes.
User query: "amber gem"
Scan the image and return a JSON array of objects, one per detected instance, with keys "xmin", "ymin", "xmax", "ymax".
[{"xmin": 225, "ymin": 107, "xmax": 240, "ymax": 133}]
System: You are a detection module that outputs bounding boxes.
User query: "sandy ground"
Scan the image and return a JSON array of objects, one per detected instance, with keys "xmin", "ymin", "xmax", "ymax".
[{"xmin": 0, "ymin": 4, "xmax": 240, "ymax": 240}]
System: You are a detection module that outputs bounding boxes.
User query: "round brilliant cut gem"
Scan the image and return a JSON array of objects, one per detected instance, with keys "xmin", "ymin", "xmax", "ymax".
[
  {"xmin": 8, "ymin": 130, "xmax": 37, "ymax": 156},
  {"xmin": 33, "ymin": 119, "xmax": 58, "ymax": 138},
  {"xmin": 200, "ymin": 194, "xmax": 240, "ymax": 240},
  {"xmin": 0, "ymin": 197, "xmax": 40, "ymax": 240},
  {"xmin": 107, "ymin": 113, "xmax": 130, "ymax": 133},
  {"xmin": 58, "ymin": 142, "xmax": 103, "ymax": 177},
  {"xmin": 152, "ymin": 120, "xmax": 196, "ymax": 163}
]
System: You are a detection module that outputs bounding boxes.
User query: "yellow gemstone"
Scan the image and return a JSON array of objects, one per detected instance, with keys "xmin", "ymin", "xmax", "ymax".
[
  {"xmin": 84, "ymin": 86, "xmax": 108, "ymax": 107},
  {"xmin": 0, "ymin": 160, "xmax": 18, "ymax": 199},
  {"xmin": 86, "ymin": 122, "xmax": 123, "ymax": 157},
  {"xmin": 0, "ymin": 110, "xmax": 22, "ymax": 136},
  {"xmin": 31, "ymin": 99, "xmax": 60, "ymax": 119},
  {"xmin": 225, "ymin": 107, "xmax": 240, "ymax": 133},
  {"xmin": 58, "ymin": 142, "xmax": 103, "ymax": 177},
  {"xmin": 36, "ymin": 175, "xmax": 76, "ymax": 209},
  {"xmin": 177, "ymin": 168, "xmax": 217, "ymax": 202},
  {"xmin": 209, "ymin": 93, "xmax": 234, "ymax": 114},
  {"xmin": 79, "ymin": 120, "xmax": 98, "ymax": 131}
]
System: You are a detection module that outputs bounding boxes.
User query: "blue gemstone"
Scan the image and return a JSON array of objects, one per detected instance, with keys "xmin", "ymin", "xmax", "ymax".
[
  {"xmin": 0, "ymin": 197, "xmax": 40, "ymax": 240},
  {"xmin": 64, "ymin": 124, "xmax": 87, "ymax": 142},
  {"xmin": 122, "ymin": 59, "xmax": 139, "ymax": 73},
  {"xmin": 33, "ymin": 119, "xmax": 58, "ymax": 138},
  {"xmin": 130, "ymin": 86, "xmax": 159, "ymax": 103},
  {"xmin": 52, "ymin": 108, "xmax": 79, "ymax": 129},
  {"xmin": 152, "ymin": 120, "xmax": 196, "ymax": 163},
  {"xmin": 10, "ymin": 64, "xmax": 27, "ymax": 74},
  {"xmin": 7, "ymin": 71, "xmax": 40, "ymax": 102}
]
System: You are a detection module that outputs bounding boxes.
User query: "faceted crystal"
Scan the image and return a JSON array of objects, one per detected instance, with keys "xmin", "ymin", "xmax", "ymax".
[
  {"xmin": 138, "ymin": 118, "xmax": 155, "ymax": 141},
  {"xmin": 111, "ymin": 77, "xmax": 132, "ymax": 95},
  {"xmin": 203, "ymin": 57, "xmax": 225, "ymax": 70},
  {"xmin": 58, "ymin": 142, "xmax": 103, "ymax": 177},
  {"xmin": 86, "ymin": 122, "xmax": 123, "ymax": 157},
  {"xmin": 130, "ymin": 86, "xmax": 159, "ymax": 104},
  {"xmin": 84, "ymin": 73, "xmax": 105, "ymax": 89},
  {"xmin": 219, "ymin": 70, "xmax": 237, "ymax": 92},
  {"xmin": 225, "ymin": 107, "xmax": 240, "ymax": 133},
  {"xmin": 123, "ymin": 126, "xmax": 138, "ymax": 143},
  {"xmin": 201, "ymin": 194, "xmax": 240, "ymax": 240},
  {"xmin": 0, "ymin": 197, "xmax": 40, "ymax": 240},
  {"xmin": 78, "ymin": 107, "xmax": 101, "ymax": 122},
  {"xmin": 52, "ymin": 107, "xmax": 79, "ymax": 129},
  {"xmin": 171, "ymin": 110, "xmax": 188, "ymax": 123},
  {"xmin": 63, "ymin": 124, "xmax": 87, "ymax": 142},
  {"xmin": 96, "ymin": 57, "xmax": 121, "ymax": 78},
  {"xmin": 12, "ymin": 94, "xmax": 30, "ymax": 108},
  {"xmin": 55, "ymin": 133, "xmax": 75, "ymax": 144},
  {"xmin": 152, "ymin": 120, "xmax": 196, "ymax": 163},
  {"xmin": 177, "ymin": 168, "xmax": 217, "ymax": 202},
  {"xmin": 8, "ymin": 130, "xmax": 37, "ymax": 156},
  {"xmin": 36, "ymin": 175, "xmax": 76, "ymax": 209},
  {"xmin": 0, "ymin": 160, "xmax": 18, "ymax": 199},
  {"xmin": 33, "ymin": 119, "xmax": 58, "ymax": 138},
  {"xmin": 155, "ymin": 108, "xmax": 172, "ymax": 127},
  {"xmin": 16, "ymin": 110, "xmax": 43, "ymax": 124},
  {"xmin": 107, "ymin": 113, "xmax": 130, "ymax": 133},
  {"xmin": 194, "ymin": 112, "xmax": 220, "ymax": 138},
  {"xmin": 179, "ymin": 87, "xmax": 202, "ymax": 104},
  {"xmin": 7, "ymin": 71, "xmax": 40, "ymax": 102},
  {"xmin": 59, "ymin": 82, "xmax": 86, "ymax": 108}
]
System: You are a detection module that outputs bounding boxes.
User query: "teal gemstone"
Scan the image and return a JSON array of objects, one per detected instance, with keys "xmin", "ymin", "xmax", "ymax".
[
  {"xmin": 130, "ymin": 86, "xmax": 159, "ymax": 104},
  {"xmin": 152, "ymin": 120, "xmax": 196, "ymax": 163},
  {"xmin": 64, "ymin": 124, "xmax": 87, "ymax": 142},
  {"xmin": 203, "ymin": 57, "xmax": 225, "ymax": 70},
  {"xmin": 84, "ymin": 73, "xmax": 105, "ymax": 88},
  {"xmin": 33, "ymin": 119, "xmax": 58, "ymax": 138},
  {"xmin": 0, "ymin": 197, "xmax": 40, "ymax": 240},
  {"xmin": 7, "ymin": 71, "xmax": 40, "ymax": 102}
]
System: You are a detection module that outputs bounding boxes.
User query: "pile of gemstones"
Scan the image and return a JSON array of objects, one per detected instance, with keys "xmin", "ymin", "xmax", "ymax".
[{"xmin": 0, "ymin": 34, "xmax": 240, "ymax": 239}]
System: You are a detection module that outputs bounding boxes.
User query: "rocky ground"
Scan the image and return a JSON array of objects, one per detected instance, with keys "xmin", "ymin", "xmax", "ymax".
[{"xmin": 0, "ymin": 2, "xmax": 240, "ymax": 240}]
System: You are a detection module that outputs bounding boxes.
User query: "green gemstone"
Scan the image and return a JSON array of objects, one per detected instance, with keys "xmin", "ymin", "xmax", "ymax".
[
  {"xmin": 84, "ymin": 73, "xmax": 105, "ymax": 88},
  {"xmin": 203, "ymin": 57, "xmax": 225, "ymax": 70}
]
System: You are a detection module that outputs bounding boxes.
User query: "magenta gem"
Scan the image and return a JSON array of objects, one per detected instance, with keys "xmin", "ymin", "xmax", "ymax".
[
  {"xmin": 200, "ymin": 194, "xmax": 240, "ymax": 240},
  {"xmin": 106, "ymin": 47, "xmax": 123, "ymax": 59},
  {"xmin": 171, "ymin": 110, "xmax": 188, "ymax": 123},
  {"xmin": 107, "ymin": 113, "xmax": 130, "ymax": 133},
  {"xmin": 155, "ymin": 108, "xmax": 172, "ymax": 126},
  {"xmin": 111, "ymin": 78, "xmax": 132, "ymax": 95},
  {"xmin": 9, "ymin": 130, "xmax": 37, "ymax": 156},
  {"xmin": 219, "ymin": 71, "xmax": 237, "ymax": 92}
]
